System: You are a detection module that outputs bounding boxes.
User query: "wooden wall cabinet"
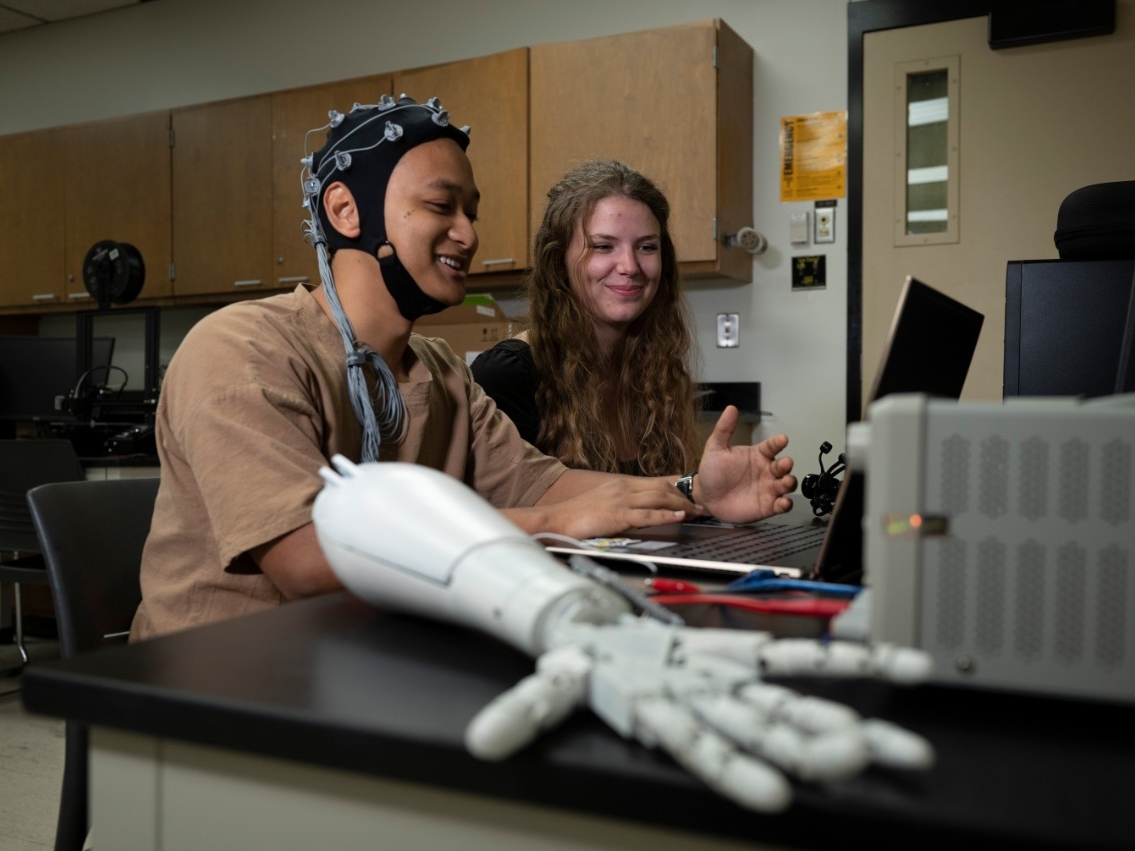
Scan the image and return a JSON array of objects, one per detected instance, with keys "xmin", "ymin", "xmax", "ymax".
[
  {"xmin": 0, "ymin": 129, "xmax": 66, "ymax": 308},
  {"xmin": 395, "ymin": 48, "xmax": 530, "ymax": 278},
  {"xmin": 0, "ymin": 114, "xmax": 173, "ymax": 311},
  {"xmin": 62, "ymin": 111, "xmax": 174, "ymax": 305},
  {"xmin": 1, "ymin": 20, "xmax": 755, "ymax": 314},
  {"xmin": 530, "ymin": 19, "xmax": 754, "ymax": 282},
  {"xmin": 171, "ymin": 96, "xmax": 273, "ymax": 298},
  {"xmin": 271, "ymin": 75, "xmax": 394, "ymax": 292}
]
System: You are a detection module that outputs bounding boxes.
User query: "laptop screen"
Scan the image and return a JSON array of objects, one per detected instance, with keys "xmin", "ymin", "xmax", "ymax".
[
  {"xmin": 867, "ymin": 275, "xmax": 984, "ymax": 405},
  {"xmin": 816, "ymin": 275, "xmax": 984, "ymax": 582}
]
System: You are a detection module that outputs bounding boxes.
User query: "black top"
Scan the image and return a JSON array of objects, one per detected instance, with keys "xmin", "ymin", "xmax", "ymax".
[
  {"xmin": 471, "ymin": 339, "xmax": 644, "ymax": 476},
  {"xmin": 19, "ymin": 591, "xmax": 1135, "ymax": 851},
  {"xmin": 471, "ymin": 339, "xmax": 540, "ymax": 445}
]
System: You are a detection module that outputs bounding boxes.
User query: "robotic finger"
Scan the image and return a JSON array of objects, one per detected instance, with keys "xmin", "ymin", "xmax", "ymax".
[
  {"xmin": 466, "ymin": 646, "xmax": 592, "ymax": 760},
  {"xmin": 635, "ymin": 696, "xmax": 793, "ymax": 813}
]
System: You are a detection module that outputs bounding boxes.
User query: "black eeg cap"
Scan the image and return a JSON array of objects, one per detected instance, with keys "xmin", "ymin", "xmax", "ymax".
[{"xmin": 302, "ymin": 94, "xmax": 471, "ymax": 257}]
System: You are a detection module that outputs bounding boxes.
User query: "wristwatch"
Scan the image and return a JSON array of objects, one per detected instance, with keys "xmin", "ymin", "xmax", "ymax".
[{"xmin": 674, "ymin": 473, "xmax": 696, "ymax": 503}]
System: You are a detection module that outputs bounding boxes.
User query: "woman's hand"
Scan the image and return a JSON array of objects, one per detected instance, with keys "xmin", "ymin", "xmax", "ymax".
[{"xmin": 694, "ymin": 406, "xmax": 797, "ymax": 523}]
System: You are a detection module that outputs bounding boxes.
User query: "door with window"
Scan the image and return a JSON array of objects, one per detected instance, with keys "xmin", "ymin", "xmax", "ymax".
[{"xmin": 862, "ymin": 13, "xmax": 1135, "ymax": 407}]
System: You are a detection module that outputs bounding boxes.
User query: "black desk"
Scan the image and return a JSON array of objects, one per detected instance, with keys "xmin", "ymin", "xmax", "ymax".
[{"xmin": 21, "ymin": 592, "xmax": 1134, "ymax": 850}]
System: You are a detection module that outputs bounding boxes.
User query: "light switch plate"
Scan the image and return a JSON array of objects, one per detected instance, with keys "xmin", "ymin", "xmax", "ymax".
[{"xmin": 790, "ymin": 211, "xmax": 810, "ymax": 245}]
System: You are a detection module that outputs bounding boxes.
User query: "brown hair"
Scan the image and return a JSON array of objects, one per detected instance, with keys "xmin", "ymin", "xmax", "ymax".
[{"xmin": 525, "ymin": 160, "xmax": 700, "ymax": 475}]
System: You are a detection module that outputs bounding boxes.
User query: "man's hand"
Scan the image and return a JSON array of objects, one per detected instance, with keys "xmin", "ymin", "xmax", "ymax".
[
  {"xmin": 508, "ymin": 475, "xmax": 704, "ymax": 539},
  {"xmin": 695, "ymin": 406, "xmax": 797, "ymax": 523}
]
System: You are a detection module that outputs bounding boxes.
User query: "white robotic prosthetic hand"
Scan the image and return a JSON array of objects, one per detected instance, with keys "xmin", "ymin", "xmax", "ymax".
[{"xmin": 313, "ymin": 457, "xmax": 935, "ymax": 813}]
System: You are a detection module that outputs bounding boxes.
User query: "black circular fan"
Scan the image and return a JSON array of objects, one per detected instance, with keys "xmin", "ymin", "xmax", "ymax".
[{"xmin": 82, "ymin": 240, "xmax": 145, "ymax": 309}]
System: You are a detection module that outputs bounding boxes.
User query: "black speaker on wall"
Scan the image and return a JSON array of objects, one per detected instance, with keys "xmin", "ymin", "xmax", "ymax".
[{"xmin": 988, "ymin": 0, "xmax": 1116, "ymax": 49}]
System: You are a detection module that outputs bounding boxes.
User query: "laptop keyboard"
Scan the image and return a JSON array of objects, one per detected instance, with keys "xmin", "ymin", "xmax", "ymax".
[{"xmin": 674, "ymin": 523, "xmax": 826, "ymax": 562}]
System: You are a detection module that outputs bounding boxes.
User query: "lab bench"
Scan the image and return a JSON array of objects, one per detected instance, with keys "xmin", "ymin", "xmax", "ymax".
[{"xmin": 20, "ymin": 591, "xmax": 1134, "ymax": 850}]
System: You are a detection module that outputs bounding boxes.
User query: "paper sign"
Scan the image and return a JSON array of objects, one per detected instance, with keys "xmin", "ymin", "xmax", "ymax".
[{"xmin": 780, "ymin": 111, "xmax": 847, "ymax": 202}]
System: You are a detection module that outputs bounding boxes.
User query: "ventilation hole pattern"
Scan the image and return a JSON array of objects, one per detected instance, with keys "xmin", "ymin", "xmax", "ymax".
[
  {"xmin": 1058, "ymin": 438, "xmax": 1090, "ymax": 523},
  {"xmin": 1096, "ymin": 546, "xmax": 1128, "ymax": 669},
  {"xmin": 1054, "ymin": 543, "xmax": 1087, "ymax": 665},
  {"xmin": 979, "ymin": 435, "xmax": 1009, "ymax": 519},
  {"xmin": 1014, "ymin": 540, "xmax": 1045, "ymax": 661},
  {"xmin": 1017, "ymin": 436, "xmax": 1049, "ymax": 522},
  {"xmin": 975, "ymin": 538, "xmax": 1007, "ymax": 655},
  {"xmin": 1100, "ymin": 438, "xmax": 1132, "ymax": 527},
  {"xmin": 936, "ymin": 538, "xmax": 967, "ymax": 650},
  {"xmin": 939, "ymin": 435, "xmax": 971, "ymax": 514}
]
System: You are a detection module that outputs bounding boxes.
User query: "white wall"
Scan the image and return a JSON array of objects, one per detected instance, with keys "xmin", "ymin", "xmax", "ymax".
[{"xmin": 2, "ymin": 0, "xmax": 850, "ymax": 481}]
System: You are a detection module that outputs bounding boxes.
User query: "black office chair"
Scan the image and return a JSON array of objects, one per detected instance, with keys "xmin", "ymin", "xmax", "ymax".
[
  {"xmin": 0, "ymin": 440, "xmax": 86, "ymax": 668},
  {"xmin": 27, "ymin": 476, "xmax": 160, "ymax": 851}
]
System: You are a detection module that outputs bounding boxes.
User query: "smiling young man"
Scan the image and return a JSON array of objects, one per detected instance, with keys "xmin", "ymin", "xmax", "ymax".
[{"xmin": 130, "ymin": 98, "xmax": 797, "ymax": 641}]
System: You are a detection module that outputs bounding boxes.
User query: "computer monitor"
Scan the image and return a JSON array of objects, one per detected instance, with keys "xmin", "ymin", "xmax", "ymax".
[
  {"xmin": 1004, "ymin": 259, "xmax": 1135, "ymax": 398},
  {"xmin": 0, "ymin": 336, "xmax": 115, "ymax": 423},
  {"xmin": 1115, "ymin": 279, "xmax": 1135, "ymax": 394}
]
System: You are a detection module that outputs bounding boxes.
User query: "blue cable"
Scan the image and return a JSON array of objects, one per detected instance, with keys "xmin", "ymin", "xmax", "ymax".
[{"xmin": 724, "ymin": 568, "xmax": 861, "ymax": 598}]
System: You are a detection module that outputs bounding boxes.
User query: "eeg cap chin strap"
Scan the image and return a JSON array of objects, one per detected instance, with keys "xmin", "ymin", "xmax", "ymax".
[{"xmin": 300, "ymin": 95, "xmax": 471, "ymax": 462}]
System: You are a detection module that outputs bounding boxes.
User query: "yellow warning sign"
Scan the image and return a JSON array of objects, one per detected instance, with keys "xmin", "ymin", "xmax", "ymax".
[{"xmin": 780, "ymin": 111, "xmax": 847, "ymax": 202}]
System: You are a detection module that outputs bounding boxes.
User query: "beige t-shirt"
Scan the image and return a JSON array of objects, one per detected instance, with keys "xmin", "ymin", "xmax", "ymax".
[{"xmin": 130, "ymin": 286, "xmax": 564, "ymax": 640}]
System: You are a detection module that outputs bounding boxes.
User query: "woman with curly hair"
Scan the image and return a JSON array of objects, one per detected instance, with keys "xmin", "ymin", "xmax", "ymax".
[{"xmin": 472, "ymin": 160, "xmax": 702, "ymax": 477}]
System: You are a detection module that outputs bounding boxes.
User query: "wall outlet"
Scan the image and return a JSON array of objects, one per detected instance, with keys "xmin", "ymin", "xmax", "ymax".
[
  {"xmin": 814, "ymin": 208, "xmax": 835, "ymax": 243},
  {"xmin": 716, "ymin": 313, "xmax": 740, "ymax": 347}
]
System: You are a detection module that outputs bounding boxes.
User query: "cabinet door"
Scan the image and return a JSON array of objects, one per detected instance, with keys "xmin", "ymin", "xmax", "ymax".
[
  {"xmin": 395, "ymin": 48, "xmax": 529, "ymax": 277},
  {"xmin": 172, "ymin": 96, "xmax": 273, "ymax": 297},
  {"xmin": 63, "ymin": 111, "xmax": 174, "ymax": 305},
  {"xmin": 271, "ymin": 76, "xmax": 393, "ymax": 291},
  {"xmin": 0, "ymin": 129, "xmax": 66, "ymax": 308},
  {"xmin": 530, "ymin": 20, "xmax": 752, "ymax": 281}
]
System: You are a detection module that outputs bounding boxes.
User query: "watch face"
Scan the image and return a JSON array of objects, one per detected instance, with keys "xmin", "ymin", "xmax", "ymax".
[{"xmin": 677, "ymin": 474, "xmax": 695, "ymax": 501}]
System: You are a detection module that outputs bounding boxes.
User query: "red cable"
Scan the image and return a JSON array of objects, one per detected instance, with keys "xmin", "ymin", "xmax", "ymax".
[{"xmin": 652, "ymin": 593, "xmax": 848, "ymax": 618}]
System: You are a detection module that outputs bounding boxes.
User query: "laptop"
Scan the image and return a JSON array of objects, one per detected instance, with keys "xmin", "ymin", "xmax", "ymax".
[{"xmin": 545, "ymin": 275, "xmax": 985, "ymax": 582}]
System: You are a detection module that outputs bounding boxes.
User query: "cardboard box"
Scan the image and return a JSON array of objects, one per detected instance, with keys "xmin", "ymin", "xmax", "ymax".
[{"xmin": 415, "ymin": 295, "xmax": 516, "ymax": 364}]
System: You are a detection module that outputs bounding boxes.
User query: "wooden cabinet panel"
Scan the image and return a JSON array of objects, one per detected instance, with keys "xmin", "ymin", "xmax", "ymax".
[
  {"xmin": 0, "ymin": 129, "xmax": 66, "ymax": 308},
  {"xmin": 172, "ymin": 96, "xmax": 273, "ymax": 297},
  {"xmin": 1, "ymin": 20, "xmax": 750, "ymax": 314},
  {"xmin": 62, "ymin": 111, "xmax": 173, "ymax": 305},
  {"xmin": 531, "ymin": 20, "xmax": 753, "ymax": 282},
  {"xmin": 395, "ymin": 48, "xmax": 529, "ymax": 277},
  {"xmin": 271, "ymin": 76, "xmax": 393, "ymax": 291}
]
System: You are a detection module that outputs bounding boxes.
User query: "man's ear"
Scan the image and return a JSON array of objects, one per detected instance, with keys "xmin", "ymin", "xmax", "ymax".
[{"xmin": 323, "ymin": 181, "xmax": 361, "ymax": 238}]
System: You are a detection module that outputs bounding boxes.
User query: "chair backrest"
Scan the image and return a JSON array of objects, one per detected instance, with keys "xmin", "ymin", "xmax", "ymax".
[
  {"xmin": 0, "ymin": 439, "xmax": 86, "ymax": 554},
  {"xmin": 26, "ymin": 477, "xmax": 159, "ymax": 658}
]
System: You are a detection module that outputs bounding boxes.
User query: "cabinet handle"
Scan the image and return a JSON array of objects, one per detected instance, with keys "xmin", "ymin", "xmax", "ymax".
[
  {"xmin": 233, "ymin": 279, "xmax": 264, "ymax": 287},
  {"xmin": 32, "ymin": 293, "xmax": 59, "ymax": 301},
  {"xmin": 480, "ymin": 258, "xmax": 516, "ymax": 267},
  {"xmin": 277, "ymin": 275, "xmax": 310, "ymax": 284},
  {"xmin": 68, "ymin": 292, "xmax": 92, "ymax": 300}
]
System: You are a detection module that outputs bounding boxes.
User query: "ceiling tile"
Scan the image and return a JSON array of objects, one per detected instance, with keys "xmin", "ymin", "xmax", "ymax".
[
  {"xmin": 0, "ymin": 7, "xmax": 38, "ymax": 32},
  {"xmin": 0, "ymin": 1, "xmax": 145, "ymax": 34}
]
